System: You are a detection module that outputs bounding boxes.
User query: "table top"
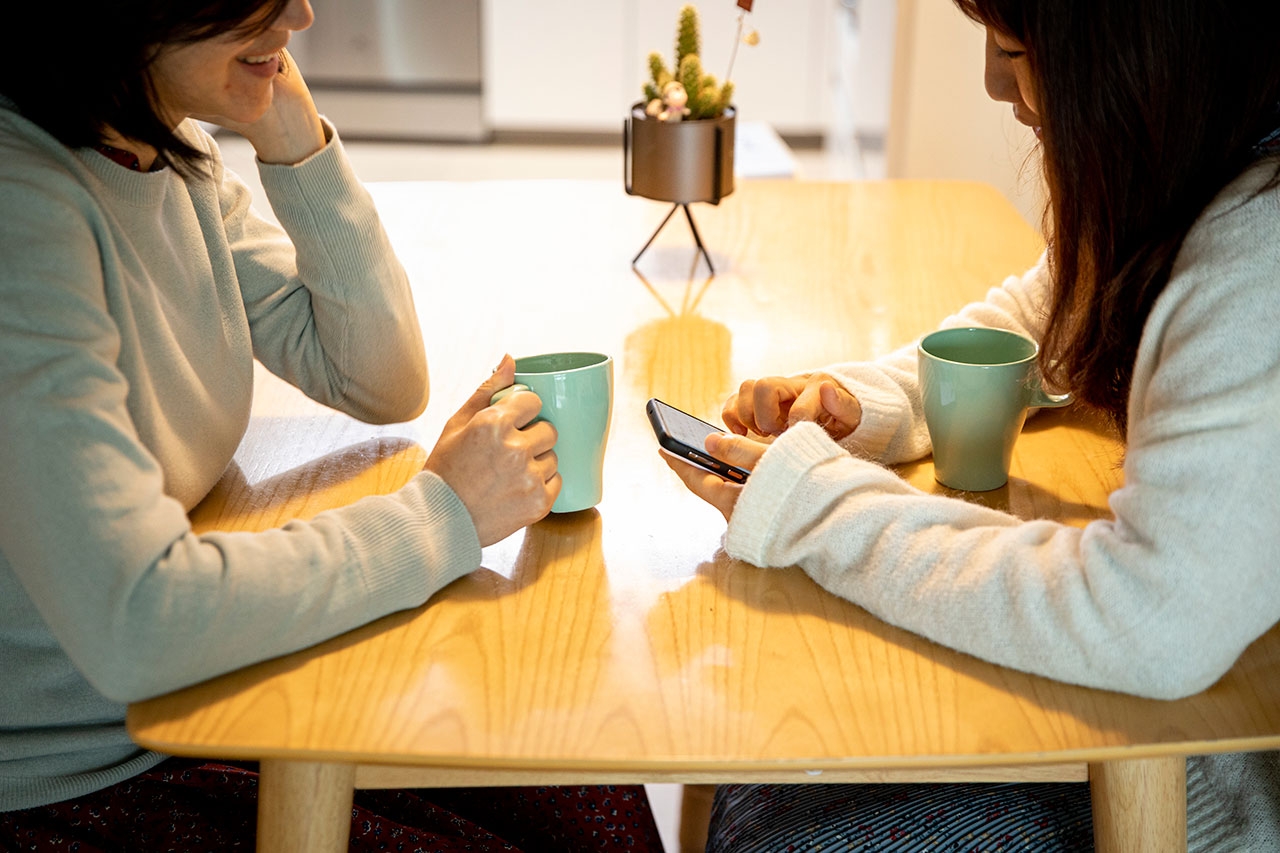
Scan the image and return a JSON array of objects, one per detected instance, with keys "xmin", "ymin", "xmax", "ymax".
[{"xmin": 127, "ymin": 179, "xmax": 1280, "ymax": 776}]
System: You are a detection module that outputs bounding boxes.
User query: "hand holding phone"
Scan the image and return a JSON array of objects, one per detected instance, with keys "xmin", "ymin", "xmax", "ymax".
[{"xmin": 646, "ymin": 398, "xmax": 750, "ymax": 483}]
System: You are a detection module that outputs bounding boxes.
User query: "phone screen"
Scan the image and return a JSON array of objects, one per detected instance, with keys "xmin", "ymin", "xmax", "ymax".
[
  {"xmin": 646, "ymin": 399, "xmax": 749, "ymax": 482},
  {"xmin": 655, "ymin": 402, "xmax": 722, "ymax": 448}
]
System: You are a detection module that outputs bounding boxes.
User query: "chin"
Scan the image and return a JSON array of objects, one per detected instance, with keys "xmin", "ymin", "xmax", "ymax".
[
  {"xmin": 224, "ymin": 85, "xmax": 275, "ymax": 124},
  {"xmin": 244, "ymin": 104, "xmax": 273, "ymax": 124},
  {"xmin": 219, "ymin": 101, "xmax": 272, "ymax": 126}
]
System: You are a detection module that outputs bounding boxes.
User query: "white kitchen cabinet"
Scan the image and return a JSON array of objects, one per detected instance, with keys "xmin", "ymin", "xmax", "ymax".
[
  {"xmin": 482, "ymin": 0, "xmax": 836, "ymax": 136},
  {"xmin": 290, "ymin": 0, "xmax": 486, "ymax": 140},
  {"xmin": 481, "ymin": 1, "xmax": 629, "ymax": 132}
]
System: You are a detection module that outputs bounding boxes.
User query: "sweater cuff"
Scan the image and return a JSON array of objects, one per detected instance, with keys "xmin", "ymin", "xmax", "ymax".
[
  {"xmin": 725, "ymin": 422, "xmax": 846, "ymax": 565},
  {"xmin": 256, "ymin": 118, "xmax": 357, "ymax": 211},
  {"xmin": 836, "ymin": 373, "xmax": 915, "ymax": 461},
  {"xmin": 341, "ymin": 470, "xmax": 483, "ymax": 618},
  {"xmin": 255, "ymin": 120, "xmax": 398, "ymax": 285}
]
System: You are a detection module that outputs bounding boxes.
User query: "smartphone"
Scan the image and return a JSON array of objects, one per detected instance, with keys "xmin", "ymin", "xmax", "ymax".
[{"xmin": 646, "ymin": 398, "xmax": 750, "ymax": 483}]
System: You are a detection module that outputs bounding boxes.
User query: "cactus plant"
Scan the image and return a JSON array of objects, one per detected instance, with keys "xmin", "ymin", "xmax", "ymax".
[
  {"xmin": 643, "ymin": 4, "xmax": 732, "ymax": 121},
  {"xmin": 676, "ymin": 4, "xmax": 700, "ymax": 69}
]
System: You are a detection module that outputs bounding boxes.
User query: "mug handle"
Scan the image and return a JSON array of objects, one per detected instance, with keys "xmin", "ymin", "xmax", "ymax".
[
  {"xmin": 489, "ymin": 383, "xmax": 530, "ymax": 406},
  {"xmin": 1030, "ymin": 386, "xmax": 1072, "ymax": 408}
]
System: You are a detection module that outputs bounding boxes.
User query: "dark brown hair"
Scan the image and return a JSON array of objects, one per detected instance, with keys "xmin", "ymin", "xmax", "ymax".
[
  {"xmin": 0, "ymin": 0, "xmax": 290, "ymax": 176},
  {"xmin": 954, "ymin": 0, "xmax": 1280, "ymax": 433}
]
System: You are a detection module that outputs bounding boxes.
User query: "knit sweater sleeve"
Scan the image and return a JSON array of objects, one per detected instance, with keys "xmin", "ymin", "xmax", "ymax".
[
  {"xmin": 724, "ymin": 166, "xmax": 1280, "ymax": 700},
  {"xmin": 823, "ymin": 254, "xmax": 1053, "ymax": 465},
  {"xmin": 203, "ymin": 121, "xmax": 429, "ymax": 424}
]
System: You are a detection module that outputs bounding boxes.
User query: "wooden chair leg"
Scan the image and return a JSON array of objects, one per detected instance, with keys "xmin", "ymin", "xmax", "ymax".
[
  {"xmin": 1089, "ymin": 756, "xmax": 1186, "ymax": 853},
  {"xmin": 679, "ymin": 783, "xmax": 717, "ymax": 853},
  {"xmin": 257, "ymin": 760, "xmax": 355, "ymax": 853}
]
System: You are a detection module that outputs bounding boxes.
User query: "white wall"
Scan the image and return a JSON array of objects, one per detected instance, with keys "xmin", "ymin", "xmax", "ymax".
[
  {"xmin": 887, "ymin": 0, "xmax": 1045, "ymax": 228},
  {"xmin": 482, "ymin": 0, "xmax": 835, "ymax": 136},
  {"xmin": 851, "ymin": 0, "xmax": 897, "ymax": 139}
]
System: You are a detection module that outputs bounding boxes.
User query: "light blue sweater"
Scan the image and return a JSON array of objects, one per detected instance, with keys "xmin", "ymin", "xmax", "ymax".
[{"xmin": 0, "ymin": 102, "xmax": 482, "ymax": 810}]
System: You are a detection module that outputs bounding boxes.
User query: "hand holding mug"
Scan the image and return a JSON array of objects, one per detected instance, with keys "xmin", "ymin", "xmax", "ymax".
[
  {"xmin": 723, "ymin": 373, "xmax": 862, "ymax": 440},
  {"xmin": 424, "ymin": 355, "xmax": 560, "ymax": 546},
  {"xmin": 504, "ymin": 352, "xmax": 613, "ymax": 514}
]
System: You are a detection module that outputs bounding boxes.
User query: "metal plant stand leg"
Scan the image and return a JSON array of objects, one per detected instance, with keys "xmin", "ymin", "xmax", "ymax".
[{"xmin": 631, "ymin": 202, "xmax": 715, "ymax": 275}]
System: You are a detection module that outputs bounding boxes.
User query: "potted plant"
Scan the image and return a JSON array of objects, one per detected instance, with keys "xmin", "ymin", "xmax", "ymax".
[{"xmin": 626, "ymin": 2, "xmax": 756, "ymax": 271}]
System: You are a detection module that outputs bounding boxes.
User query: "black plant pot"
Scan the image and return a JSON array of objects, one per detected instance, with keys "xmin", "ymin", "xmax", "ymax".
[{"xmin": 624, "ymin": 103, "xmax": 736, "ymax": 205}]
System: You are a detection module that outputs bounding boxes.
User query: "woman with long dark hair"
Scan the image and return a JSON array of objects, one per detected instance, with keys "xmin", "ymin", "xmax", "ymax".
[
  {"xmin": 667, "ymin": 0, "xmax": 1280, "ymax": 848},
  {"xmin": 0, "ymin": 1, "xmax": 662, "ymax": 848}
]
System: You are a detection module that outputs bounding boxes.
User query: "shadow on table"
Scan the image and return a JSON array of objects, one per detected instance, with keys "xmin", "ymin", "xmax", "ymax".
[
  {"xmin": 648, "ymin": 548, "xmax": 1279, "ymax": 753},
  {"xmin": 190, "ymin": 434, "xmax": 426, "ymax": 534}
]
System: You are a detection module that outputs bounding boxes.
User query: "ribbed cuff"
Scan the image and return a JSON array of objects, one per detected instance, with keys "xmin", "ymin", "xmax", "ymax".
[
  {"xmin": 835, "ymin": 375, "xmax": 913, "ymax": 461},
  {"xmin": 256, "ymin": 121, "xmax": 392, "ymax": 283},
  {"xmin": 725, "ymin": 422, "xmax": 845, "ymax": 566},
  {"xmin": 340, "ymin": 470, "xmax": 482, "ymax": 620}
]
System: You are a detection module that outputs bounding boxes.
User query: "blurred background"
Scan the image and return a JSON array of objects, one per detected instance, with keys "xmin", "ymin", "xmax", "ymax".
[{"xmin": 217, "ymin": 0, "xmax": 1043, "ymax": 228}]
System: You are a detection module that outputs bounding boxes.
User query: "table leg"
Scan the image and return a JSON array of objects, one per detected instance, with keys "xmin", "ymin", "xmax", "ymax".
[
  {"xmin": 257, "ymin": 760, "xmax": 355, "ymax": 853},
  {"xmin": 1089, "ymin": 757, "xmax": 1186, "ymax": 853},
  {"xmin": 679, "ymin": 784, "xmax": 716, "ymax": 853}
]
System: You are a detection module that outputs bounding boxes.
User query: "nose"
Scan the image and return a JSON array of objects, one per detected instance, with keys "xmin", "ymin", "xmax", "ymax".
[
  {"xmin": 275, "ymin": 0, "xmax": 314, "ymax": 32},
  {"xmin": 983, "ymin": 29, "xmax": 1019, "ymax": 104}
]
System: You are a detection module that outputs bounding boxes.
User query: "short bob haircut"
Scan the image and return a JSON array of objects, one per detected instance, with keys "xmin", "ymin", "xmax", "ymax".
[
  {"xmin": 952, "ymin": 0, "xmax": 1280, "ymax": 432},
  {"xmin": 0, "ymin": 0, "xmax": 290, "ymax": 175}
]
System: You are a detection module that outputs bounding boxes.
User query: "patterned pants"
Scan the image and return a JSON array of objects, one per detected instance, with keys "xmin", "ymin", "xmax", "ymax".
[
  {"xmin": 706, "ymin": 782, "xmax": 1093, "ymax": 852},
  {"xmin": 0, "ymin": 759, "xmax": 664, "ymax": 852}
]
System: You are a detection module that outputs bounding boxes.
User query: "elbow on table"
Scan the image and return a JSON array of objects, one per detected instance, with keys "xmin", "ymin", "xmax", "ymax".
[
  {"xmin": 396, "ymin": 349, "xmax": 430, "ymax": 421},
  {"xmin": 348, "ymin": 358, "xmax": 430, "ymax": 424},
  {"xmin": 67, "ymin": 609, "xmax": 212, "ymax": 703},
  {"xmin": 74, "ymin": 641, "xmax": 191, "ymax": 705},
  {"xmin": 389, "ymin": 350, "xmax": 430, "ymax": 421},
  {"xmin": 370, "ymin": 373, "xmax": 429, "ymax": 423},
  {"xmin": 405, "ymin": 361, "xmax": 430, "ymax": 420},
  {"xmin": 1104, "ymin": 639, "xmax": 1237, "ymax": 701}
]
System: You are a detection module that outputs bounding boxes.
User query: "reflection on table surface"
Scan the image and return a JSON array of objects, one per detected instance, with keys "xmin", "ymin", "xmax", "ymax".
[{"xmin": 128, "ymin": 180, "xmax": 1280, "ymax": 853}]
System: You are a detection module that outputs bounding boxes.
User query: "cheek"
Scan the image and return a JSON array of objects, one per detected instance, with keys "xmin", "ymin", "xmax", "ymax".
[
  {"xmin": 1015, "ymin": 67, "xmax": 1040, "ymax": 115},
  {"xmin": 984, "ymin": 63, "xmax": 1022, "ymax": 105}
]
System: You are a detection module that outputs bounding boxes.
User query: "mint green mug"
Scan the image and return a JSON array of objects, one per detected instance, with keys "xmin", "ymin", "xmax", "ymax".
[
  {"xmin": 493, "ymin": 352, "xmax": 614, "ymax": 513},
  {"xmin": 918, "ymin": 327, "xmax": 1070, "ymax": 491}
]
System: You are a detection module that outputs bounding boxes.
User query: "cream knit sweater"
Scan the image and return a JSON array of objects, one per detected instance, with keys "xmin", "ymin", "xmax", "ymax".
[{"xmin": 725, "ymin": 160, "xmax": 1280, "ymax": 850}]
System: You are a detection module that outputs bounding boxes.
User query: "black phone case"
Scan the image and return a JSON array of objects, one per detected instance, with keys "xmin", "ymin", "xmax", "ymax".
[{"xmin": 646, "ymin": 399, "xmax": 750, "ymax": 483}]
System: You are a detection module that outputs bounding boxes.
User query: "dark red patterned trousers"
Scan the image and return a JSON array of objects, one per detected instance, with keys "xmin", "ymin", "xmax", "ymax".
[{"xmin": 0, "ymin": 759, "xmax": 664, "ymax": 852}]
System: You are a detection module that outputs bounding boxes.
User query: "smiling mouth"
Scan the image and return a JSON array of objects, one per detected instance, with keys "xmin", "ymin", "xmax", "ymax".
[{"xmin": 239, "ymin": 53, "xmax": 279, "ymax": 65}]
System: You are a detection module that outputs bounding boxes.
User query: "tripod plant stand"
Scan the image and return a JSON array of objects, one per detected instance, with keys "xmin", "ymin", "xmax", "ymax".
[{"xmin": 631, "ymin": 202, "xmax": 716, "ymax": 274}]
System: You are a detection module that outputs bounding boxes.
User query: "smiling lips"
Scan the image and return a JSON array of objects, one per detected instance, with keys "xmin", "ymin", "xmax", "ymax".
[{"xmin": 237, "ymin": 50, "xmax": 282, "ymax": 78}]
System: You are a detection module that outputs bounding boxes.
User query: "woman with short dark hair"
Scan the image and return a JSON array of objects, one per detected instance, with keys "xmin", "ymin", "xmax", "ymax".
[
  {"xmin": 668, "ymin": 0, "xmax": 1280, "ymax": 848},
  {"xmin": 0, "ymin": 1, "xmax": 660, "ymax": 848}
]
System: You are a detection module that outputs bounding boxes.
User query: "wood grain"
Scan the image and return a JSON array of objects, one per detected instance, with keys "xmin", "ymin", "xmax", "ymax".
[
  {"xmin": 1090, "ymin": 758, "xmax": 1187, "ymax": 852},
  {"xmin": 126, "ymin": 181, "xmax": 1279, "ymax": 851}
]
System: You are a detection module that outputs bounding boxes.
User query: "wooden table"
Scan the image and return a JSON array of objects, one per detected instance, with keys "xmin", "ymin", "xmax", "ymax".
[{"xmin": 128, "ymin": 180, "xmax": 1280, "ymax": 852}]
